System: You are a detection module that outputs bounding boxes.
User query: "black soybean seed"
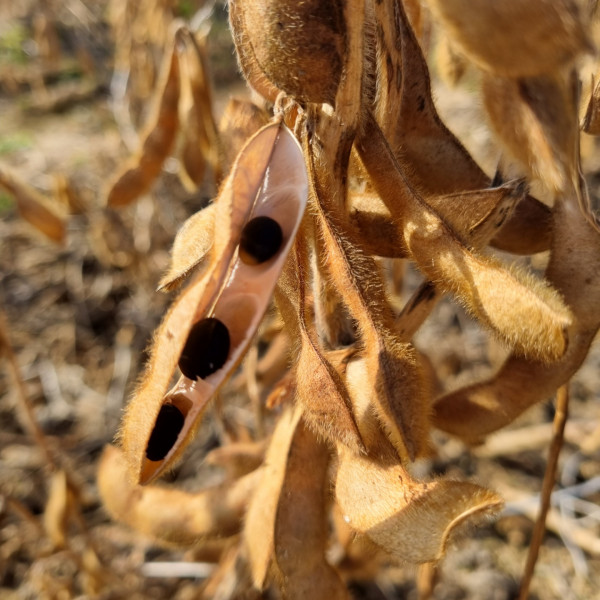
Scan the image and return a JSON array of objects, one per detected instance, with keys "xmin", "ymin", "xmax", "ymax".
[
  {"xmin": 146, "ymin": 404, "xmax": 185, "ymax": 461},
  {"xmin": 239, "ymin": 216, "xmax": 283, "ymax": 265},
  {"xmin": 178, "ymin": 317, "xmax": 230, "ymax": 380}
]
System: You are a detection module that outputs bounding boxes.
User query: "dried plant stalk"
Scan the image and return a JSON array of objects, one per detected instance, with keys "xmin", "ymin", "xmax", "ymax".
[
  {"xmin": 518, "ymin": 385, "xmax": 570, "ymax": 600},
  {"xmin": 98, "ymin": 445, "xmax": 258, "ymax": 546},
  {"xmin": 106, "ymin": 34, "xmax": 180, "ymax": 207}
]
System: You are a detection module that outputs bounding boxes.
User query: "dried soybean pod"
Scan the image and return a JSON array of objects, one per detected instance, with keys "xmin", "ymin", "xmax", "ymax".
[
  {"xmin": 178, "ymin": 29, "xmax": 222, "ymax": 190},
  {"xmin": 274, "ymin": 226, "xmax": 364, "ymax": 453},
  {"xmin": 370, "ymin": 0, "xmax": 553, "ymax": 255},
  {"xmin": 426, "ymin": 0, "xmax": 592, "ymax": 77},
  {"xmin": 232, "ymin": 0, "xmax": 345, "ymax": 104},
  {"xmin": 98, "ymin": 445, "xmax": 259, "ymax": 546},
  {"xmin": 306, "ymin": 142, "xmax": 430, "ymax": 461},
  {"xmin": 157, "ymin": 202, "xmax": 216, "ymax": 292},
  {"xmin": 244, "ymin": 406, "xmax": 302, "ymax": 589},
  {"xmin": 434, "ymin": 177, "xmax": 600, "ymax": 442},
  {"xmin": 0, "ymin": 163, "xmax": 66, "ymax": 244},
  {"xmin": 229, "ymin": 0, "xmax": 280, "ymax": 102},
  {"xmin": 272, "ymin": 415, "xmax": 348, "ymax": 599},
  {"xmin": 244, "ymin": 406, "xmax": 347, "ymax": 597},
  {"xmin": 120, "ymin": 122, "xmax": 308, "ymax": 485},
  {"xmin": 334, "ymin": 358, "xmax": 503, "ymax": 564},
  {"xmin": 106, "ymin": 34, "xmax": 180, "ymax": 207},
  {"xmin": 356, "ymin": 114, "xmax": 572, "ymax": 362}
]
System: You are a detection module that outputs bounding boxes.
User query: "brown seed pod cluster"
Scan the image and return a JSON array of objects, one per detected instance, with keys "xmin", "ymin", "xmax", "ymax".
[
  {"xmin": 98, "ymin": 0, "xmax": 600, "ymax": 597},
  {"xmin": 105, "ymin": 24, "xmax": 222, "ymax": 208}
]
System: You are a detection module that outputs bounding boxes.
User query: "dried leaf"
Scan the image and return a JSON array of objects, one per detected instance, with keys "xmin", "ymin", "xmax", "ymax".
[
  {"xmin": 334, "ymin": 358, "xmax": 503, "ymax": 563},
  {"xmin": 356, "ymin": 114, "xmax": 572, "ymax": 362},
  {"xmin": 120, "ymin": 122, "xmax": 307, "ymax": 484},
  {"xmin": 177, "ymin": 29, "xmax": 222, "ymax": 190},
  {"xmin": 98, "ymin": 445, "xmax": 258, "ymax": 545},
  {"xmin": 426, "ymin": 0, "xmax": 592, "ymax": 77},
  {"xmin": 158, "ymin": 202, "xmax": 216, "ymax": 292},
  {"xmin": 0, "ymin": 163, "xmax": 66, "ymax": 243},
  {"xmin": 106, "ymin": 34, "xmax": 180, "ymax": 207}
]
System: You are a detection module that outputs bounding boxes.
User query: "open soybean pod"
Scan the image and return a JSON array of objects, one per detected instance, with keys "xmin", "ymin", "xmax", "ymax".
[{"xmin": 121, "ymin": 121, "xmax": 308, "ymax": 485}]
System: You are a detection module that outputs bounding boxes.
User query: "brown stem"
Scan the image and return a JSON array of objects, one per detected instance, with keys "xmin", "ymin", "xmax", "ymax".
[
  {"xmin": 518, "ymin": 384, "xmax": 570, "ymax": 599},
  {"xmin": 0, "ymin": 310, "xmax": 57, "ymax": 470}
]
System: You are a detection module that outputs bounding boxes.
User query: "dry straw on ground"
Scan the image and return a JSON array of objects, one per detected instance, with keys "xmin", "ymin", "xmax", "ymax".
[{"xmin": 1, "ymin": 1, "xmax": 600, "ymax": 599}]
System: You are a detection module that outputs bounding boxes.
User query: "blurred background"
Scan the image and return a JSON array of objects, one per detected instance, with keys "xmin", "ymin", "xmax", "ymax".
[{"xmin": 0, "ymin": 1, "xmax": 599, "ymax": 598}]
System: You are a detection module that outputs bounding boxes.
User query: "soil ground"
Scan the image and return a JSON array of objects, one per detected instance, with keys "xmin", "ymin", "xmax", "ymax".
[{"xmin": 1, "ymin": 2, "xmax": 599, "ymax": 599}]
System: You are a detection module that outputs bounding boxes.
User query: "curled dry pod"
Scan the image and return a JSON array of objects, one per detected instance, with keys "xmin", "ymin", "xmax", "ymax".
[
  {"xmin": 120, "ymin": 121, "xmax": 308, "ymax": 485},
  {"xmin": 426, "ymin": 0, "xmax": 592, "ymax": 77},
  {"xmin": 98, "ymin": 445, "xmax": 260, "ymax": 546},
  {"xmin": 231, "ymin": 0, "xmax": 345, "ymax": 104},
  {"xmin": 335, "ymin": 358, "xmax": 503, "ymax": 563},
  {"xmin": 106, "ymin": 34, "xmax": 180, "ymax": 207},
  {"xmin": 177, "ymin": 28, "xmax": 222, "ymax": 190},
  {"xmin": 434, "ymin": 178, "xmax": 600, "ymax": 442},
  {"xmin": 244, "ymin": 406, "xmax": 347, "ymax": 597},
  {"xmin": 0, "ymin": 163, "xmax": 67, "ymax": 244}
]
